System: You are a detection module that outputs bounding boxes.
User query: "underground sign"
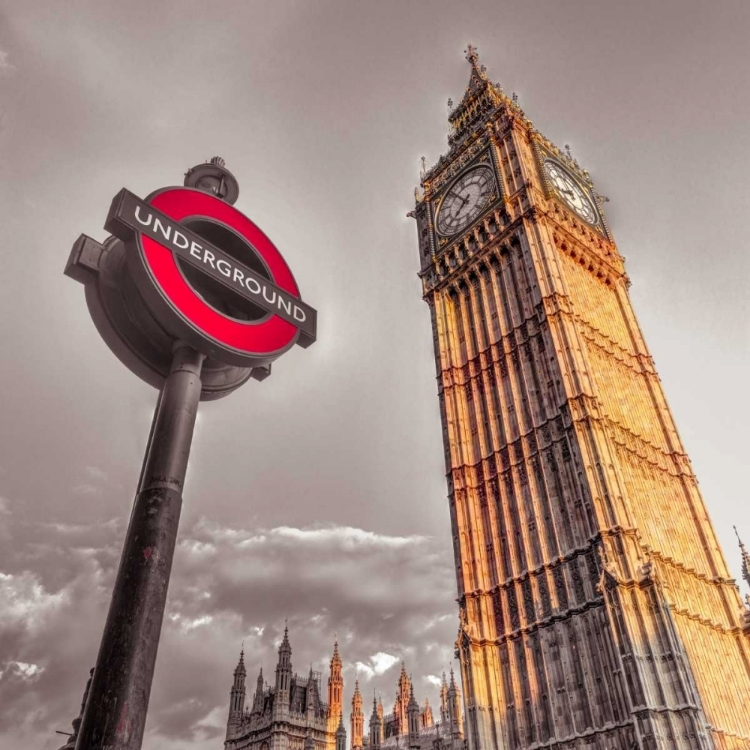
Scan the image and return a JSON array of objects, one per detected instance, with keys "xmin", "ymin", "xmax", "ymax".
[{"xmin": 104, "ymin": 186, "xmax": 317, "ymax": 368}]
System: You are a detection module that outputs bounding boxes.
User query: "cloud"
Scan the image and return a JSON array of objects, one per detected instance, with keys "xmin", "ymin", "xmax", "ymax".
[
  {"xmin": 0, "ymin": 514, "xmax": 457, "ymax": 749},
  {"xmin": 424, "ymin": 674, "xmax": 443, "ymax": 688},
  {"xmin": 0, "ymin": 660, "xmax": 45, "ymax": 682},
  {"xmin": 84, "ymin": 465, "xmax": 108, "ymax": 482},
  {"xmin": 0, "ymin": 50, "xmax": 13, "ymax": 76},
  {"xmin": 71, "ymin": 465, "xmax": 110, "ymax": 496},
  {"xmin": 0, "ymin": 571, "xmax": 68, "ymax": 633},
  {"xmin": 355, "ymin": 651, "xmax": 400, "ymax": 680}
]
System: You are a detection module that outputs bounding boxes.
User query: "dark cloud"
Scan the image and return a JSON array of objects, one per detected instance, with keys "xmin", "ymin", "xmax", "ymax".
[{"xmin": 0, "ymin": 510, "xmax": 456, "ymax": 749}]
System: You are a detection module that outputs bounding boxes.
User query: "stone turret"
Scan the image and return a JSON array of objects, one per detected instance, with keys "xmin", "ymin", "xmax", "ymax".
[
  {"xmin": 307, "ymin": 664, "xmax": 319, "ymax": 720},
  {"xmin": 252, "ymin": 666, "xmax": 264, "ymax": 714},
  {"xmin": 735, "ymin": 527, "xmax": 750, "ymax": 590},
  {"xmin": 407, "ymin": 682, "xmax": 420, "ymax": 750},
  {"xmin": 394, "ymin": 662, "xmax": 411, "ymax": 734},
  {"xmin": 327, "ymin": 638, "xmax": 343, "ymax": 735},
  {"xmin": 350, "ymin": 679, "xmax": 364, "ymax": 750},
  {"xmin": 439, "ymin": 672, "xmax": 449, "ymax": 723},
  {"xmin": 447, "ymin": 668, "xmax": 463, "ymax": 741},
  {"xmin": 227, "ymin": 648, "xmax": 247, "ymax": 737},
  {"xmin": 273, "ymin": 625, "xmax": 293, "ymax": 720},
  {"xmin": 336, "ymin": 712, "xmax": 347, "ymax": 750},
  {"xmin": 369, "ymin": 696, "xmax": 382, "ymax": 750},
  {"xmin": 377, "ymin": 697, "xmax": 384, "ymax": 743}
]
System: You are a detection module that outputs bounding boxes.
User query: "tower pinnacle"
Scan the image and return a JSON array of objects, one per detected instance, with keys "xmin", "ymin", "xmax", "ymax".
[
  {"xmin": 735, "ymin": 526, "xmax": 750, "ymax": 590},
  {"xmin": 328, "ymin": 636, "xmax": 343, "ymax": 731},
  {"xmin": 228, "ymin": 646, "xmax": 247, "ymax": 737},
  {"xmin": 443, "ymin": 45, "xmax": 506, "ymax": 149},
  {"xmin": 465, "ymin": 44, "xmax": 479, "ymax": 68},
  {"xmin": 351, "ymin": 678, "xmax": 364, "ymax": 750},
  {"xmin": 235, "ymin": 646, "xmax": 246, "ymax": 676}
]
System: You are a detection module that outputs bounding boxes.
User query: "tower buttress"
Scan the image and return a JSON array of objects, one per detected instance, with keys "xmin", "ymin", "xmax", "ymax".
[
  {"xmin": 377, "ymin": 696, "xmax": 384, "ymax": 743},
  {"xmin": 369, "ymin": 696, "xmax": 382, "ymax": 750},
  {"xmin": 447, "ymin": 668, "xmax": 463, "ymax": 741},
  {"xmin": 350, "ymin": 679, "xmax": 364, "ymax": 750},
  {"xmin": 307, "ymin": 664, "xmax": 318, "ymax": 720},
  {"xmin": 336, "ymin": 712, "xmax": 348, "ymax": 750},
  {"xmin": 227, "ymin": 648, "xmax": 247, "ymax": 739},
  {"xmin": 394, "ymin": 661, "xmax": 411, "ymax": 735},
  {"xmin": 252, "ymin": 666, "xmax": 264, "ymax": 714},
  {"xmin": 327, "ymin": 638, "xmax": 343, "ymax": 736},
  {"xmin": 735, "ymin": 526, "xmax": 750, "ymax": 591},
  {"xmin": 407, "ymin": 682, "xmax": 420, "ymax": 750},
  {"xmin": 273, "ymin": 625, "xmax": 292, "ymax": 719},
  {"xmin": 439, "ymin": 672, "xmax": 449, "ymax": 723}
]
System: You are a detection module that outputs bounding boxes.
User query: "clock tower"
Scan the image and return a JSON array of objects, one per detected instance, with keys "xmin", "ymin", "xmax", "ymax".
[{"xmin": 410, "ymin": 46, "xmax": 750, "ymax": 750}]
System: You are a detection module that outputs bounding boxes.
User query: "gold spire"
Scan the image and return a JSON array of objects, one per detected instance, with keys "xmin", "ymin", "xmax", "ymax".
[
  {"xmin": 464, "ymin": 43, "xmax": 488, "ymax": 79},
  {"xmin": 332, "ymin": 636, "xmax": 341, "ymax": 664},
  {"xmin": 447, "ymin": 45, "xmax": 506, "ymax": 146}
]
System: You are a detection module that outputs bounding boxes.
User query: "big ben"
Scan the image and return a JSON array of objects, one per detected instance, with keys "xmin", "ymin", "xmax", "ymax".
[{"xmin": 410, "ymin": 47, "xmax": 750, "ymax": 750}]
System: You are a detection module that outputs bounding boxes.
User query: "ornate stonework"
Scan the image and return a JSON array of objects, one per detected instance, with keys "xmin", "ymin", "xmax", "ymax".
[
  {"xmin": 411, "ymin": 46, "xmax": 750, "ymax": 750},
  {"xmin": 224, "ymin": 628, "xmax": 340, "ymax": 750},
  {"xmin": 224, "ymin": 634, "xmax": 465, "ymax": 750}
]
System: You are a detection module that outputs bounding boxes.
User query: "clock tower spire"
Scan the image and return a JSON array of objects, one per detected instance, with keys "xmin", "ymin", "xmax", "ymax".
[{"xmin": 410, "ymin": 47, "xmax": 750, "ymax": 750}]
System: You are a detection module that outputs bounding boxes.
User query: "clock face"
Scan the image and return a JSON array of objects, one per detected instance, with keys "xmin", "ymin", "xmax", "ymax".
[
  {"xmin": 544, "ymin": 160, "xmax": 598, "ymax": 225},
  {"xmin": 436, "ymin": 167, "xmax": 495, "ymax": 236}
]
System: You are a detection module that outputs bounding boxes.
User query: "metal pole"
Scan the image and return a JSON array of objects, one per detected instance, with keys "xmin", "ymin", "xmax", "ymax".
[{"xmin": 76, "ymin": 342, "xmax": 205, "ymax": 750}]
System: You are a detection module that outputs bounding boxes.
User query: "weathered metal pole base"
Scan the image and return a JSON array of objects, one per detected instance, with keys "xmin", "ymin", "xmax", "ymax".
[{"xmin": 76, "ymin": 343, "xmax": 205, "ymax": 750}]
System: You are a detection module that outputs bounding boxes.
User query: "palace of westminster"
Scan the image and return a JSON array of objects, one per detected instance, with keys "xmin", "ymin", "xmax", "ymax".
[{"xmin": 58, "ymin": 46, "xmax": 750, "ymax": 750}]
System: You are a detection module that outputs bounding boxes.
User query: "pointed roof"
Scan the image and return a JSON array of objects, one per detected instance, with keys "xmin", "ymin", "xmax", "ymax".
[
  {"xmin": 735, "ymin": 527, "xmax": 750, "ymax": 588},
  {"xmin": 408, "ymin": 680, "xmax": 419, "ymax": 709},
  {"xmin": 398, "ymin": 661, "xmax": 410, "ymax": 690},
  {"xmin": 331, "ymin": 637, "xmax": 342, "ymax": 666},
  {"xmin": 447, "ymin": 44, "xmax": 509, "ymax": 147},
  {"xmin": 279, "ymin": 623, "xmax": 291, "ymax": 653},
  {"xmin": 235, "ymin": 647, "xmax": 246, "ymax": 676},
  {"xmin": 256, "ymin": 665, "xmax": 264, "ymax": 684},
  {"xmin": 337, "ymin": 712, "xmax": 347, "ymax": 736}
]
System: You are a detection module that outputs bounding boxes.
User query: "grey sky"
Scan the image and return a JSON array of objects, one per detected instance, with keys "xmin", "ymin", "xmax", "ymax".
[{"xmin": 0, "ymin": 1, "xmax": 748, "ymax": 748}]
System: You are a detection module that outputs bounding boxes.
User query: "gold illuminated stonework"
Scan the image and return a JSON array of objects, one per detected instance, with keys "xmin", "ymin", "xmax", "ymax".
[{"xmin": 411, "ymin": 47, "xmax": 750, "ymax": 750}]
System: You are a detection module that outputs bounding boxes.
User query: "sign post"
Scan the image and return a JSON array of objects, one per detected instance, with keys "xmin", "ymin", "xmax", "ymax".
[
  {"xmin": 75, "ymin": 343, "xmax": 204, "ymax": 748},
  {"xmin": 64, "ymin": 158, "xmax": 317, "ymax": 749}
]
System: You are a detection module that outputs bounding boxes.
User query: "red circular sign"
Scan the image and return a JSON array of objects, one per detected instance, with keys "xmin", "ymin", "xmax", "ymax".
[{"xmin": 116, "ymin": 186, "xmax": 315, "ymax": 367}]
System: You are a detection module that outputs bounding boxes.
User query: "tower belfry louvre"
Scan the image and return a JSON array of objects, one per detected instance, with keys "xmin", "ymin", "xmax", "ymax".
[{"xmin": 409, "ymin": 46, "xmax": 750, "ymax": 750}]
